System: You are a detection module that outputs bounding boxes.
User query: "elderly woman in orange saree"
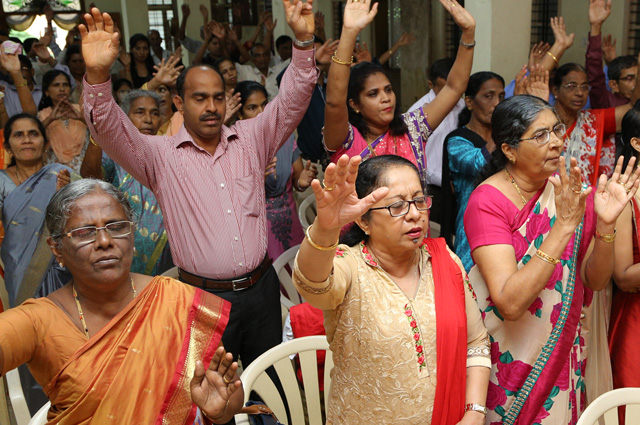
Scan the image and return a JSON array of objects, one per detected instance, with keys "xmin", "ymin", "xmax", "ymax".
[{"xmin": 0, "ymin": 179, "xmax": 243, "ymax": 424}]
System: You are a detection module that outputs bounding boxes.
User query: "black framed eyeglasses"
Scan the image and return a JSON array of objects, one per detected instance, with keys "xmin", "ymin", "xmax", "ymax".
[
  {"xmin": 518, "ymin": 123, "xmax": 567, "ymax": 145},
  {"xmin": 369, "ymin": 196, "xmax": 432, "ymax": 217},
  {"xmin": 60, "ymin": 221, "xmax": 134, "ymax": 246}
]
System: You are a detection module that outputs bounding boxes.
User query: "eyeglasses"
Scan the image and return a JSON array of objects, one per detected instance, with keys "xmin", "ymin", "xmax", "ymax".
[
  {"xmin": 617, "ymin": 74, "xmax": 637, "ymax": 82},
  {"xmin": 518, "ymin": 123, "xmax": 567, "ymax": 145},
  {"xmin": 561, "ymin": 83, "xmax": 590, "ymax": 93},
  {"xmin": 369, "ymin": 196, "xmax": 432, "ymax": 217},
  {"xmin": 61, "ymin": 221, "xmax": 134, "ymax": 246}
]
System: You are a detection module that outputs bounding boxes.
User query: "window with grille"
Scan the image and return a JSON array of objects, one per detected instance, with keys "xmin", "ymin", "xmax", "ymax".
[
  {"xmin": 530, "ymin": 0, "xmax": 558, "ymax": 45},
  {"xmin": 147, "ymin": 0, "xmax": 177, "ymax": 51},
  {"xmin": 629, "ymin": 0, "xmax": 640, "ymax": 54}
]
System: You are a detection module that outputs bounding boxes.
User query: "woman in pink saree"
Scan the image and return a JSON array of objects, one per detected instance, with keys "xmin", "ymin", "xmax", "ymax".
[{"xmin": 465, "ymin": 95, "xmax": 639, "ymax": 424}]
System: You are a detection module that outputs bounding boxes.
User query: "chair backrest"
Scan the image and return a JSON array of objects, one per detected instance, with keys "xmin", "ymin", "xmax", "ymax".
[
  {"xmin": 576, "ymin": 387, "xmax": 640, "ymax": 425},
  {"xmin": 161, "ymin": 266, "xmax": 179, "ymax": 279},
  {"xmin": 27, "ymin": 402, "xmax": 50, "ymax": 425},
  {"xmin": 297, "ymin": 196, "xmax": 316, "ymax": 231},
  {"xmin": 5, "ymin": 368, "xmax": 31, "ymax": 425},
  {"xmin": 273, "ymin": 245, "xmax": 304, "ymax": 311},
  {"xmin": 237, "ymin": 336, "xmax": 333, "ymax": 425}
]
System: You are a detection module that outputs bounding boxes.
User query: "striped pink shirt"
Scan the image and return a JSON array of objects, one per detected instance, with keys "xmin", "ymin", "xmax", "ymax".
[{"xmin": 83, "ymin": 48, "xmax": 319, "ymax": 279}]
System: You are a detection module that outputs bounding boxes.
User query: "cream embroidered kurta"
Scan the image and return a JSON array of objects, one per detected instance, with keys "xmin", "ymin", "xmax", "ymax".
[{"xmin": 293, "ymin": 242, "xmax": 491, "ymax": 424}]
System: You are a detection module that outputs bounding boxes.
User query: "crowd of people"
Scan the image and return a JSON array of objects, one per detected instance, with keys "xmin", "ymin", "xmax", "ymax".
[{"xmin": 0, "ymin": 0, "xmax": 639, "ymax": 423}]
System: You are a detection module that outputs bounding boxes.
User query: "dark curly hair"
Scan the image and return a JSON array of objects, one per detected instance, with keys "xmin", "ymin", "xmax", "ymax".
[
  {"xmin": 340, "ymin": 155, "xmax": 424, "ymax": 246},
  {"xmin": 347, "ymin": 62, "xmax": 407, "ymax": 140}
]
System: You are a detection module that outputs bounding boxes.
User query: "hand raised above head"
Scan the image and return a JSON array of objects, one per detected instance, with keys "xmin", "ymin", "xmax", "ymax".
[
  {"xmin": 439, "ymin": 0, "xmax": 475, "ymax": 33},
  {"xmin": 282, "ymin": 0, "xmax": 315, "ymax": 41},
  {"xmin": 342, "ymin": 0, "xmax": 379, "ymax": 33},
  {"xmin": 78, "ymin": 7, "xmax": 120, "ymax": 84},
  {"xmin": 594, "ymin": 156, "xmax": 640, "ymax": 225}
]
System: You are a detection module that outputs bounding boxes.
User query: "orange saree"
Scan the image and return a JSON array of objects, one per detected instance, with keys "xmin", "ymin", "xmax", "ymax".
[{"xmin": 0, "ymin": 276, "xmax": 230, "ymax": 424}]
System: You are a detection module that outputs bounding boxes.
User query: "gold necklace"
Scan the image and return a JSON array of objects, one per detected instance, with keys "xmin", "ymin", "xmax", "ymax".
[
  {"xmin": 504, "ymin": 168, "xmax": 527, "ymax": 206},
  {"xmin": 72, "ymin": 279, "xmax": 137, "ymax": 338}
]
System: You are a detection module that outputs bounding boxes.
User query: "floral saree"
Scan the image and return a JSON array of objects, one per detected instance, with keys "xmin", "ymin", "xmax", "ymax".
[
  {"xmin": 469, "ymin": 181, "xmax": 597, "ymax": 424},
  {"xmin": 0, "ymin": 277, "xmax": 231, "ymax": 424}
]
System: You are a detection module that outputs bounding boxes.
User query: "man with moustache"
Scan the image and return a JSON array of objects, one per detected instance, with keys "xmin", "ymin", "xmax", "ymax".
[{"xmin": 79, "ymin": 0, "xmax": 318, "ymax": 367}]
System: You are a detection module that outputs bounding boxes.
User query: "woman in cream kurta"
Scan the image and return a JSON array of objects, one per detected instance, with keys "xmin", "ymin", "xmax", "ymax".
[
  {"xmin": 293, "ymin": 152, "xmax": 491, "ymax": 425},
  {"xmin": 294, "ymin": 241, "xmax": 490, "ymax": 423}
]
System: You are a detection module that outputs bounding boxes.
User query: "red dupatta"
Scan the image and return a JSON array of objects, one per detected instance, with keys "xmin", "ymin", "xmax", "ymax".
[{"xmin": 425, "ymin": 238, "xmax": 468, "ymax": 425}]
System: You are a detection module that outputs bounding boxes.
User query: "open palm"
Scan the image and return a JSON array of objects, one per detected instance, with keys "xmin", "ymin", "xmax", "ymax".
[
  {"xmin": 594, "ymin": 157, "xmax": 640, "ymax": 224},
  {"xmin": 282, "ymin": 0, "xmax": 315, "ymax": 39},
  {"xmin": 313, "ymin": 155, "xmax": 389, "ymax": 231},
  {"xmin": 78, "ymin": 8, "xmax": 120, "ymax": 75},
  {"xmin": 343, "ymin": 0, "xmax": 378, "ymax": 32}
]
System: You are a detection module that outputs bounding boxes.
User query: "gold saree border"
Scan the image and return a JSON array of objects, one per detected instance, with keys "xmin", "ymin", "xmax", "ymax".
[{"xmin": 157, "ymin": 289, "xmax": 231, "ymax": 425}]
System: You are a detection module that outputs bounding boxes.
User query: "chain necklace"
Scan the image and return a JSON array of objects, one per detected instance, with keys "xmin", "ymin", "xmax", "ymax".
[
  {"xmin": 504, "ymin": 168, "xmax": 527, "ymax": 206},
  {"xmin": 72, "ymin": 279, "xmax": 137, "ymax": 339}
]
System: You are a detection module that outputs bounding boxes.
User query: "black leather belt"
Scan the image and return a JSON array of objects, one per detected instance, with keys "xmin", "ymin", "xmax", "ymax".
[{"xmin": 178, "ymin": 256, "xmax": 272, "ymax": 291}]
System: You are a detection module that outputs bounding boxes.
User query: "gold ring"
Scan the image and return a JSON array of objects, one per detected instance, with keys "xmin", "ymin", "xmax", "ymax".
[
  {"xmin": 450, "ymin": 2, "xmax": 456, "ymax": 7},
  {"xmin": 620, "ymin": 181, "xmax": 628, "ymax": 190},
  {"xmin": 538, "ymin": 51, "xmax": 542, "ymax": 54},
  {"xmin": 223, "ymin": 375, "xmax": 232, "ymax": 384},
  {"xmin": 572, "ymin": 188, "xmax": 581, "ymax": 194},
  {"xmin": 322, "ymin": 179, "xmax": 335, "ymax": 191}
]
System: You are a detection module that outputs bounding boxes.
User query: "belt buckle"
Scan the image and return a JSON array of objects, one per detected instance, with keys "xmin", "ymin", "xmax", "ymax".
[{"xmin": 231, "ymin": 277, "xmax": 249, "ymax": 291}]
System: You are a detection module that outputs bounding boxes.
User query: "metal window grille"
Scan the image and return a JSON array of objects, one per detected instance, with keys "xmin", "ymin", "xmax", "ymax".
[
  {"xmin": 530, "ymin": 0, "xmax": 558, "ymax": 45},
  {"xmin": 444, "ymin": 0, "xmax": 465, "ymax": 59},
  {"xmin": 629, "ymin": 0, "xmax": 640, "ymax": 54}
]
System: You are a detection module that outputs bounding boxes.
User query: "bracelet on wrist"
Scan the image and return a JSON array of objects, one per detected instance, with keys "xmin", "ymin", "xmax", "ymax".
[
  {"xmin": 595, "ymin": 228, "xmax": 616, "ymax": 243},
  {"xmin": 305, "ymin": 224, "xmax": 339, "ymax": 251},
  {"xmin": 460, "ymin": 39, "xmax": 476, "ymax": 49},
  {"xmin": 293, "ymin": 36, "xmax": 315, "ymax": 49},
  {"xmin": 535, "ymin": 249, "xmax": 561, "ymax": 265},
  {"xmin": 331, "ymin": 53, "xmax": 354, "ymax": 66},
  {"xmin": 464, "ymin": 403, "xmax": 487, "ymax": 415},
  {"xmin": 546, "ymin": 51, "xmax": 559, "ymax": 65},
  {"xmin": 14, "ymin": 79, "xmax": 28, "ymax": 88}
]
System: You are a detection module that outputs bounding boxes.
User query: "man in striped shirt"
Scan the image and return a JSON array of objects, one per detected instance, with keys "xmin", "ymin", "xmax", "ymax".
[{"xmin": 79, "ymin": 1, "xmax": 318, "ymax": 368}]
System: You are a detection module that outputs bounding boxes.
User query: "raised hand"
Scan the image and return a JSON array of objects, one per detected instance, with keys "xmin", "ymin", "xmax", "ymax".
[
  {"xmin": 549, "ymin": 156, "xmax": 592, "ymax": 230},
  {"xmin": 440, "ymin": 0, "xmax": 475, "ymax": 33},
  {"xmin": 602, "ymin": 34, "xmax": 617, "ymax": 64},
  {"xmin": 314, "ymin": 11, "xmax": 325, "ymax": 30},
  {"xmin": 594, "ymin": 156, "xmax": 640, "ymax": 225},
  {"xmin": 342, "ymin": 0, "xmax": 379, "ymax": 33},
  {"xmin": 589, "ymin": 0, "xmax": 612, "ymax": 27},
  {"xmin": 32, "ymin": 42, "xmax": 51, "ymax": 62},
  {"xmin": 312, "ymin": 155, "xmax": 389, "ymax": 231},
  {"xmin": 118, "ymin": 49, "xmax": 131, "ymax": 67},
  {"xmin": 298, "ymin": 160, "xmax": 318, "ymax": 189},
  {"xmin": 224, "ymin": 90, "xmax": 241, "ymax": 125},
  {"xmin": 56, "ymin": 168, "xmax": 71, "ymax": 191},
  {"xmin": 550, "ymin": 17, "xmax": 575, "ymax": 49},
  {"xmin": 199, "ymin": 4, "xmax": 208, "ymax": 21},
  {"xmin": 208, "ymin": 20, "xmax": 226, "ymax": 40},
  {"xmin": 354, "ymin": 42, "xmax": 372, "ymax": 64},
  {"xmin": 0, "ymin": 50, "xmax": 22, "ymax": 75},
  {"xmin": 397, "ymin": 32, "xmax": 416, "ymax": 47},
  {"xmin": 282, "ymin": 0, "xmax": 315, "ymax": 40},
  {"xmin": 264, "ymin": 13, "xmax": 277, "ymax": 32},
  {"xmin": 513, "ymin": 65, "xmax": 528, "ymax": 96},
  {"xmin": 79, "ymin": 7, "xmax": 120, "ymax": 84},
  {"xmin": 315, "ymin": 38, "xmax": 339, "ymax": 64},
  {"xmin": 190, "ymin": 347, "xmax": 242, "ymax": 423},
  {"xmin": 181, "ymin": 4, "xmax": 191, "ymax": 19},
  {"xmin": 526, "ymin": 64, "xmax": 550, "ymax": 101},
  {"xmin": 529, "ymin": 41, "xmax": 551, "ymax": 69}
]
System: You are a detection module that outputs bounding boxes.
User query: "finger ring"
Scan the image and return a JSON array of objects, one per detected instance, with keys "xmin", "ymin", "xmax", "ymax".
[
  {"xmin": 572, "ymin": 188, "xmax": 581, "ymax": 194},
  {"xmin": 450, "ymin": 2, "xmax": 456, "ymax": 6},
  {"xmin": 223, "ymin": 375, "xmax": 232, "ymax": 384},
  {"xmin": 322, "ymin": 179, "xmax": 335, "ymax": 191},
  {"xmin": 538, "ymin": 51, "xmax": 542, "ymax": 54}
]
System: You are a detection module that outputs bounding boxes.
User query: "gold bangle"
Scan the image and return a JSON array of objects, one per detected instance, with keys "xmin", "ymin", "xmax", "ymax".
[
  {"xmin": 305, "ymin": 224, "xmax": 339, "ymax": 251},
  {"xmin": 546, "ymin": 51, "xmax": 559, "ymax": 65},
  {"xmin": 596, "ymin": 228, "xmax": 616, "ymax": 243},
  {"xmin": 15, "ymin": 79, "xmax": 28, "ymax": 88},
  {"xmin": 331, "ymin": 53, "xmax": 354, "ymax": 66},
  {"xmin": 90, "ymin": 137, "xmax": 99, "ymax": 147},
  {"xmin": 535, "ymin": 249, "xmax": 560, "ymax": 265},
  {"xmin": 387, "ymin": 49, "xmax": 394, "ymax": 55}
]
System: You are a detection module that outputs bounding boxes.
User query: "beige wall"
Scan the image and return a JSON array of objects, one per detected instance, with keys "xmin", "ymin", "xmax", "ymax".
[{"xmin": 95, "ymin": 0, "xmax": 149, "ymax": 43}]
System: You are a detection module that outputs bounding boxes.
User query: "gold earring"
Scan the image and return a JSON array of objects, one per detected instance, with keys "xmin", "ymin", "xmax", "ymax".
[
  {"xmin": 509, "ymin": 158, "xmax": 516, "ymax": 164},
  {"xmin": 355, "ymin": 109, "xmax": 360, "ymax": 114},
  {"xmin": 59, "ymin": 261, "xmax": 64, "ymax": 268}
]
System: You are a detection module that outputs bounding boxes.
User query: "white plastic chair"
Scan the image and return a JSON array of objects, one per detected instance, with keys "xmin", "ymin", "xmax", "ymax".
[
  {"xmin": 576, "ymin": 387, "xmax": 640, "ymax": 425},
  {"xmin": 297, "ymin": 196, "xmax": 316, "ymax": 231},
  {"xmin": 5, "ymin": 368, "xmax": 31, "ymax": 425},
  {"xmin": 161, "ymin": 266, "xmax": 179, "ymax": 279},
  {"xmin": 27, "ymin": 402, "xmax": 49, "ymax": 425},
  {"xmin": 273, "ymin": 245, "xmax": 304, "ymax": 311},
  {"xmin": 236, "ymin": 336, "xmax": 333, "ymax": 425}
]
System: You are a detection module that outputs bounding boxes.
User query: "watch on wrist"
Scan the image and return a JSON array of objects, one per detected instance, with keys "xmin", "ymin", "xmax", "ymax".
[
  {"xmin": 464, "ymin": 403, "xmax": 487, "ymax": 415},
  {"xmin": 293, "ymin": 36, "xmax": 315, "ymax": 49}
]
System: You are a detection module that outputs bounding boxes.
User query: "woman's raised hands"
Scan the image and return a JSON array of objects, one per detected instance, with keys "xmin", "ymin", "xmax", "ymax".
[
  {"xmin": 78, "ymin": 7, "xmax": 120, "ymax": 84},
  {"xmin": 594, "ymin": 156, "xmax": 640, "ymax": 225},
  {"xmin": 439, "ymin": 0, "xmax": 475, "ymax": 33},
  {"xmin": 312, "ymin": 155, "xmax": 389, "ymax": 231}
]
